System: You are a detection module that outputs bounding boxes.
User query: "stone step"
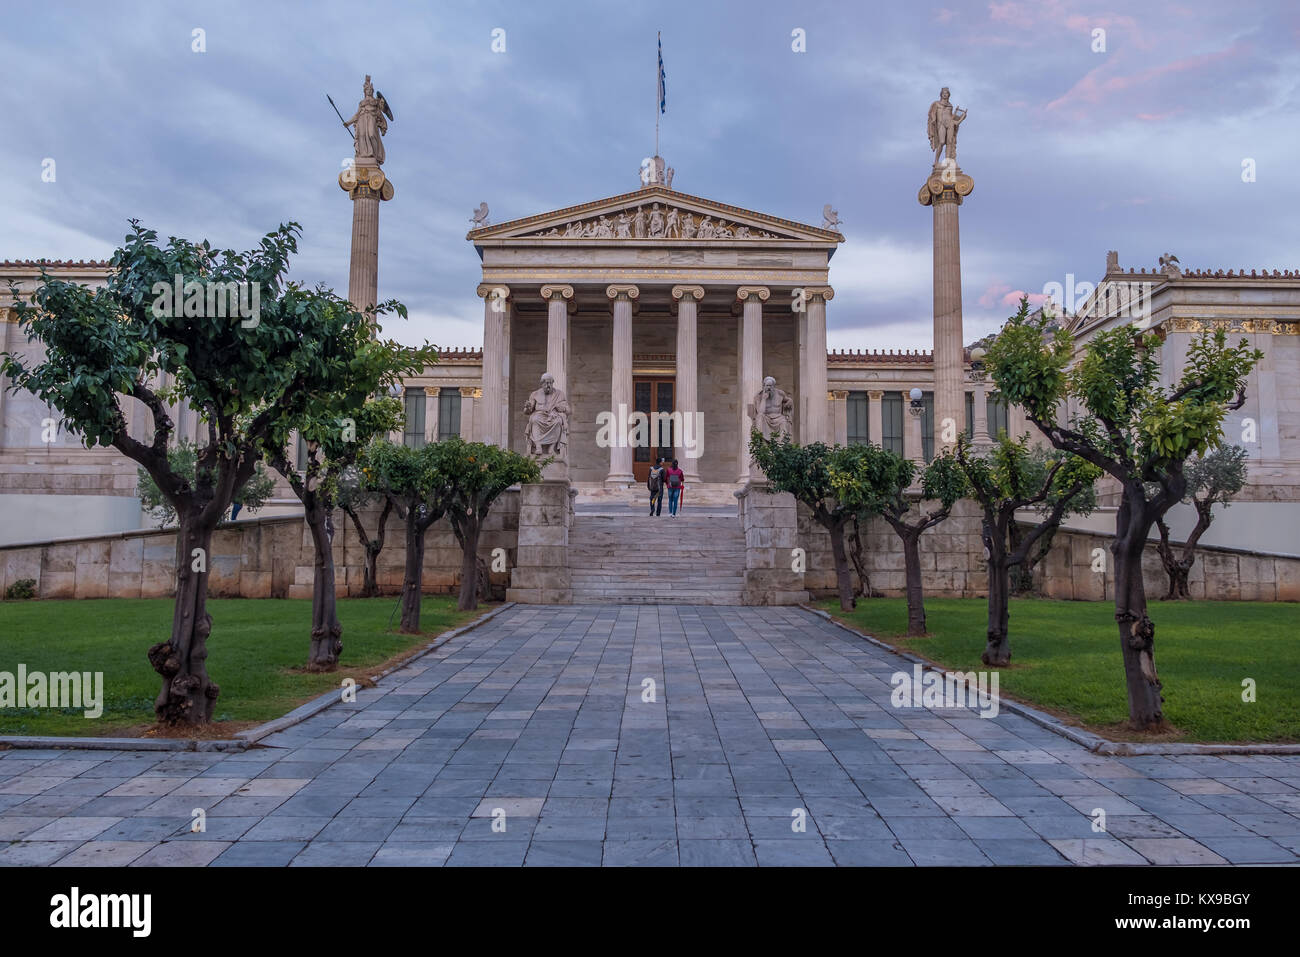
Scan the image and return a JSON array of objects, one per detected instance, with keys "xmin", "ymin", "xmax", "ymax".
[
  {"xmin": 570, "ymin": 595, "xmax": 744, "ymax": 605},
  {"xmin": 570, "ymin": 580, "xmax": 744, "ymax": 591}
]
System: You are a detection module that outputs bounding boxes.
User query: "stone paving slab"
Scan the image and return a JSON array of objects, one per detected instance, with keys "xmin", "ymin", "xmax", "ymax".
[{"xmin": 2, "ymin": 604, "xmax": 1299, "ymax": 866}]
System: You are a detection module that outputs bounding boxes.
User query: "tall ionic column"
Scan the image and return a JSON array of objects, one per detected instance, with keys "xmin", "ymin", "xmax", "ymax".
[
  {"xmin": 339, "ymin": 171, "xmax": 394, "ymax": 317},
  {"xmin": 541, "ymin": 284, "xmax": 574, "ymax": 397},
  {"xmin": 802, "ymin": 287, "xmax": 833, "ymax": 444},
  {"xmin": 903, "ymin": 390, "xmax": 924, "ymax": 465},
  {"xmin": 605, "ymin": 284, "xmax": 639, "ymax": 486},
  {"xmin": 830, "ymin": 390, "xmax": 849, "ymax": 446},
  {"xmin": 867, "ymin": 390, "xmax": 884, "ymax": 447},
  {"xmin": 972, "ymin": 380, "xmax": 991, "ymax": 448},
  {"xmin": 736, "ymin": 286, "xmax": 769, "ymax": 484},
  {"xmin": 425, "ymin": 387, "xmax": 440, "ymax": 445},
  {"xmin": 919, "ymin": 159, "xmax": 973, "ymax": 459},
  {"xmin": 671, "ymin": 285, "xmax": 704, "ymax": 485},
  {"xmin": 477, "ymin": 283, "xmax": 511, "ymax": 447},
  {"xmin": 458, "ymin": 387, "xmax": 477, "ymax": 441}
]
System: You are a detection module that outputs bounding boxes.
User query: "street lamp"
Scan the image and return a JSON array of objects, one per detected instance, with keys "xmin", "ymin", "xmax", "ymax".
[
  {"xmin": 908, "ymin": 386, "xmax": 924, "ymax": 417},
  {"xmin": 969, "ymin": 346, "xmax": 987, "ymax": 382}
]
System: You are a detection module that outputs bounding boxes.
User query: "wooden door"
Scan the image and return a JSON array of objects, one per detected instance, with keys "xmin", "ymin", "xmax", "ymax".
[{"xmin": 632, "ymin": 377, "xmax": 675, "ymax": 484}]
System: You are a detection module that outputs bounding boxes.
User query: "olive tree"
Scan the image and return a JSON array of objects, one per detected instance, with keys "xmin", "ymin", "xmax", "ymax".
[
  {"xmin": 2, "ymin": 222, "xmax": 416, "ymax": 724},
  {"xmin": 748, "ymin": 434, "xmax": 860, "ymax": 611},
  {"xmin": 828, "ymin": 444, "xmax": 966, "ymax": 635},
  {"xmin": 954, "ymin": 434, "xmax": 1099, "ymax": 666},
  {"xmin": 1153, "ymin": 444, "xmax": 1248, "ymax": 599}
]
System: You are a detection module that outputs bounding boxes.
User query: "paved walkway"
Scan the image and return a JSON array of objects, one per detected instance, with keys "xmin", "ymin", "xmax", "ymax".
[{"xmin": 2, "ymin": 605, "xmax": 1298, "ymax": 866}]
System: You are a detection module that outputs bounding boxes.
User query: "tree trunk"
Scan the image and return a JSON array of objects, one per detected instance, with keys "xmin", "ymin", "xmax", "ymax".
[
  {"xmin": 457, "ymin": 515, "xmax": 481, "ymax": 612},
  {"xmin": 148, "ymin": 515, "xmax": 220, "ymax": 725},
  {"xmin": 305, "ymin": 503, "xmax": 342, "ymax": 671},
  {"xmin": 825, "ymin": 515, "xmax": 856, "ymax": 611},
  {"xmin": 1113, "ymin": 497, "xmax": 1165, "ymax": 730},
  {"xmin": 399, "ymin": 512, "xmax": 426, "ymax": 633},
  {"xmin": 983, "ymin": 521, "xmax": 1012, "ymax": 667},
  {"xmin": 1155, "ymin": 518, "xmax": 1181, "ymax": 600},
  {"xmin": 847, "ymin": 516, "xmax": 875, "ymax": 599},
  {"xmin": 901, "ymin": 530, "xmax": 926, "ymax": 636}
]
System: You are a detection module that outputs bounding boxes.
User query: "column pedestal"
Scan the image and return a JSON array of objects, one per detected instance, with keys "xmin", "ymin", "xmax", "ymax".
[{"xmin": 506, "ymin": 481, "xmax": 573, "ymax": 604}]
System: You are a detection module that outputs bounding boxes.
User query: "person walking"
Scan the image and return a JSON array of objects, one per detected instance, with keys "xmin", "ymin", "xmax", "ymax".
[
  {"xmin": 665, "ymin": 458, "xmax": 685, "ymax": 516},
  {"xmin": 647, "ymin": 457, "xmax": 666, "ymax": 516}
]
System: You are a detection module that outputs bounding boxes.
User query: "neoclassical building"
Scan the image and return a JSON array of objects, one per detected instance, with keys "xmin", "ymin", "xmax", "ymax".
[{"xmin": 2, "ymin": 183, "xmax": 1298, "ymax": 552}]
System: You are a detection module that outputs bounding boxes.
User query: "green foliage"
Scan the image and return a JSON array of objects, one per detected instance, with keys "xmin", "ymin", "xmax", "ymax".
[
  {"xmin": 984, "ymin": 296, "xmax": 1262, "ymax": 484},
  {"xmin": 1, "ymin": 221, "xmax": 431, "ymax": 526},
  {"xmin": 358, "ymin": 437, "xmax": 540, "ymax": 527},
  {"xmin": 826, "ymin": 441, "xmax": 965, "ymax": 521},
  {"xmin": 1186, "ymin": 444, "xmax": 1249, "ymax": 507},
  {"xmin": 748, "ymin": 433, "xmax": 842, "ymax": 518},
  {"xmin": 429, "ymin": 437, "xmax": 541, "ymax": 524},
  {"xmin": 282, "ymin": 395, "xmax": 407, "ymax": 508},
  {"xmin": 956, "ymin": 432, "xmax": 1100, "ymax": 519},
  {"xmin": 137, "ymin": 438, "xmax": 275, "ymax": 526},
  {"xmin": 4, "ymin": 578, "xmax": 36, "ymax": 601}
]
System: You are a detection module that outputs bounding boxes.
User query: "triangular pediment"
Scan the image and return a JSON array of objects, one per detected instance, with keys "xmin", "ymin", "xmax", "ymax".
[{"xmin": 467, "ymin": 186, "xmax": 842, "ymax": 244}]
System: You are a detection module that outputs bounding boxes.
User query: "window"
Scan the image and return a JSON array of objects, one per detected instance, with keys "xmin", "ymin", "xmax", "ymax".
[
  {"xmin": 964, "ymin": 392, "xmax": 974, "ymax": 441},
  {"xmin": 921, "ymin": 391, "xmax": 935, "ymax": 462},
  {"xmin": 438, "ymin": 390, "xmax": 462, "ymax": 441},
  {"xmin": 847, "ymin": 391, "xmax": 869, "ymax": 446},
  {"xmin": 881, "ymin": 392, "xmax": 904, "ymax": 456},
  {"xmin": 987, "ymin": 393, "xmax": 1009, "ymax": 441},
  {"xmin": 403, "ymin": 387, "xmax": 426, "ymax": 448}
]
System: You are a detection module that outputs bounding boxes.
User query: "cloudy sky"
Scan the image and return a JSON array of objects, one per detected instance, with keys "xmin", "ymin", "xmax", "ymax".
[{"xmin": 3, "ymin": 0, "xmax": 1298, "ymax": 351}]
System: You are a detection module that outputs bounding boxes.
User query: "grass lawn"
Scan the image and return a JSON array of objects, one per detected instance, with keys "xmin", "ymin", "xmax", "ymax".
[
  {"xmin": 0, "ymin": 596, "xmax": 486, "ymax": 737},
  {"xmin": 819, "ymin": 597, "xmax": 1300, "ymax": 744}
]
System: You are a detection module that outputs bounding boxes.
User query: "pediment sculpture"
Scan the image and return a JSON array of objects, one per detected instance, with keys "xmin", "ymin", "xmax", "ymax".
[{"xmin": 523, "ymin": 203, "xmax": 785, "ymax": 240}]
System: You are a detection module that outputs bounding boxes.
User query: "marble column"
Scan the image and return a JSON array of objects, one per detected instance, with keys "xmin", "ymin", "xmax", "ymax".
[
  {"xmin": 477, "ymin": 283, "xmax": 511, "ymax": 447},
  {"xmin": 541, "ymin": 284, "xmax": 573, "ymax": 398},
  {"xmin": 972, "ymin": 380, "xmax": 990, "ymax": 448},
  {"xmin": 830, "ymin": 390, "xmax": 849, "ymax": 446},
  {"xmin": 868, "ymin": 390, "xmax": 884, "ymax": 448},
  {"xmin": 919, "ymin": 165, "xmax": 973, "ymax": 460},
  {"xmin": 737, "ymin": 286, "xmax": 769, "ymax": 484},
  {"xmin": 339, "ymin": 165, "xmax": 394, "ymax": 317},
  {"xmin": 903, "ymin": 391, "xmax": 923, "ymax": 465},
  {"xmin": 671, "ymin": 285, "xmax": 704, "ymax": 485},
  {"xmin": 605, "ymin": 284, "xmax": 639, "ymax": 486},
  {"xmin": 458, "ymin": 387, "xmax": 477, "ymax": 441},
  {"xmin": 425, "ymin": 387, "xmax": 440, "ymax": 445},
  {"xmin": 802, "ymin": 287, "xmax": 833, "ymax": 444}
]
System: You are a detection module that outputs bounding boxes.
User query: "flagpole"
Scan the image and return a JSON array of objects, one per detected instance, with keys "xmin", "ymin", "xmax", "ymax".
[{"xmin": 655, "ymin": 31, "xmax": 661, "ymax": 158}]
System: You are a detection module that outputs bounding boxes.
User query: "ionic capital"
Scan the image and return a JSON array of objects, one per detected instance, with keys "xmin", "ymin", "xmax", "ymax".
[
  {"xmin": 606, "ymin": 284, "xmax": 640, "ymax": 302},
  {"xmin": 477, "ymin": 282, "xmax": 511, "ymax": 301},
  {"xmin": 867, "ymin": 390, "xmax": 884, "ymax": 401},
  {"xmin": 459, "ymin": 386, "xmax": 480, "ymax": 398},
  {"xmin": 736, "ymin": 286, "xmax": 770, "ymax": 303},
  {"xmin": 830, "ymin": 390, "xmax": 849, "ymax": 400},
  {"xmin": 540, "ymin": 284, "xmax": 575, "ymax": 302},
  {"xmin": 803, "ymin": 285, "xmax": 835, "ymax": 303}
]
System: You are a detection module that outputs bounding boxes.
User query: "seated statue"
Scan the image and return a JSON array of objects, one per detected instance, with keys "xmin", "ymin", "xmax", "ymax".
[
  {"xmin": 524, "ymin": 372, "xmax": 570, "ymax": 462},
  {"xmin": 752, "ymin": 375, "xmax": 794, "ymax": 440}
]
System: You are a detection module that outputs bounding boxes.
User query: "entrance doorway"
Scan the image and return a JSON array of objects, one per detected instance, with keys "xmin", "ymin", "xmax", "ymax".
[{"xmin": 632, "ymin": 376, "xmax": 675, "ymax": 484}]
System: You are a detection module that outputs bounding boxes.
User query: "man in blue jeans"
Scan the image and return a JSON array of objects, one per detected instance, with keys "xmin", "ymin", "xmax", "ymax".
[
  {"xmin": 647, "ymin": 458, "xmax": 665, "ymax": 516},
  {"xmin": 664, "ymin": 458, "xmax": 685, "ymax": 516}
]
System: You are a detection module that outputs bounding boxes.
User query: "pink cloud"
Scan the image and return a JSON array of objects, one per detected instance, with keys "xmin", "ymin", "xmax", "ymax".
[{"xmin": 1045, "ymin": 42, "xmax": 1246, "ymax": 116}]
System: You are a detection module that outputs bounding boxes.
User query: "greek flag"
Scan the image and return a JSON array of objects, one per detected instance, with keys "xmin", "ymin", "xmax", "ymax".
[{"xmin": 657, "ymin": 33, "xmax": 666, "ymax": 114}]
